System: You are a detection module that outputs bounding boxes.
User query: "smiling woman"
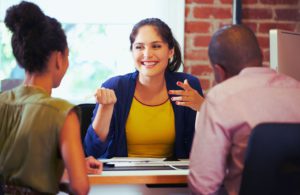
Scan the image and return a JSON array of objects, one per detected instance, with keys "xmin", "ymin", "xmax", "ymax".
[
  {"xmin": 131, "ymin": 25, "xmax": 174, "ymax": 80},
  {"xmin": 84, "ymin": 18, "xmax": 205, "ymax": 160},
  {"xmin": 0, "ymin": 0, "xmax": 185, "ymax": 103}
]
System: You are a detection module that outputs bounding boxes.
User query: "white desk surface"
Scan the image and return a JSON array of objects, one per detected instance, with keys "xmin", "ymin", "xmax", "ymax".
[
  {"xmin": 89, "ymin": 169, "xmax": 188, "ymax": 185},
  {"xmin": 59, "ymin": 166, "xmax": 190, "ymax": 195},
  {"xmin": 91, "ymin": 169, "xmax": 189, "ymax": 176}
]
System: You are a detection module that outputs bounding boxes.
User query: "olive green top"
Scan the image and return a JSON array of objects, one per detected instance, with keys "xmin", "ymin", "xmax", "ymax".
[{"xmin": 0, "ymin": 86, "xmax": 75, "ymax": 194}]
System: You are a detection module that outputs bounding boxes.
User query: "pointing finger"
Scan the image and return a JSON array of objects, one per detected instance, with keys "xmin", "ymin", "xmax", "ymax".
[
  {"xmin": 184, "ymin": 79, "xmax": 192, "ymax": 88},
  {"xmin": 176, "ymin": 79, "xmax": 192, "ymax": 91}
]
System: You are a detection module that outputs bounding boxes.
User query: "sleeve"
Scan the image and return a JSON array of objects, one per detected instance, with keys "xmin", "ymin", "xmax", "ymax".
[
  {"xmin": 188, "ymin": 100, "xmax": 231, "ymax": 195},
  {"xmin": 84, "ymin": 103, "xmax": 113, "ymax": 158},
  {"xmin": 83, "ymin": 80, "xmax": 117, "ymax": 158},
  {"xmin": 189, "ymin": 75, "xmax": 204, "ymax": 97},
  {"xmin": 48, "ymin": 98, "xmax": 77, "ymax": 138},
  {"xmin": 184, "ymin": 76, "xmax": 203, "ymax": 157}
]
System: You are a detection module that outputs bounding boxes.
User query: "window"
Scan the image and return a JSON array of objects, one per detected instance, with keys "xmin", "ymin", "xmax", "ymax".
[{"xmin": 0, "ymin": 0, "xmax": 185, "ymax": 103}]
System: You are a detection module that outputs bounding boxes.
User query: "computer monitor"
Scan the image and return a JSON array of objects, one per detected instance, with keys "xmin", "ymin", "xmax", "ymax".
[{"xmin": 270, "ymin": 29, "xmax": 300, "ymax": 81}]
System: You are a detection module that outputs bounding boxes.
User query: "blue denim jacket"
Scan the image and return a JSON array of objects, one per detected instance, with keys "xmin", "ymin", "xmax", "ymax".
[{"xmin": 84, "ymin": 70, "xmax": 203, "ymax": 159}]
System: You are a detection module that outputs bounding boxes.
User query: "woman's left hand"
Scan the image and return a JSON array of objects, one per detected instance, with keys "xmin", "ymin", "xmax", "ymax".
[
  {"xmin": 169, "ymin": 79, "xmax": 204, "ymax": 112},
  {"xmin": 85, "ymin": 156, "xmax": 102, "ymax": 174}
]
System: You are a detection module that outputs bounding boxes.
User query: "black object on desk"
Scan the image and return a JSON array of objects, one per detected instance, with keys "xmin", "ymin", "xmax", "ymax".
[
  {"xmin": 146, "ymin": 183, "xmax": 188, "ymax": 188},
  {"xmin": 103, "ymin": 165, "xmax": 174, "ymax": 171}
]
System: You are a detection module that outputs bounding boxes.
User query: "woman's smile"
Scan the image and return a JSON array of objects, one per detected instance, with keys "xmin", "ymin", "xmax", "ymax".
[{"xmin": 141, "ymin": 60, "xmax": 159, "ymax": 68}]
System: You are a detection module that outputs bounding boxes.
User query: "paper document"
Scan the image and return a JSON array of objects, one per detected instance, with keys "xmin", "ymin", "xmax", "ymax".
[
  {"xmin": 99, "ymin": 157, "xmax": 166, "ymax": 163},
  {"xmin": 99, "ymin": 157, "xmax": 189, "ymax": 169}
]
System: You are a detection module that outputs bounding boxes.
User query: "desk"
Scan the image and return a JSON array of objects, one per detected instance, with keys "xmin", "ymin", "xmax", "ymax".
[{"xmin": 88, "ymin": 169, "xmax": 190, "ymax": 195}]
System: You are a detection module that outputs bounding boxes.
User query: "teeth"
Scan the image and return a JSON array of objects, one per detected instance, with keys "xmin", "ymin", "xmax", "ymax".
[{"xmin": 142, "ymin": 62, "xmax": 157, "ymax": 66}]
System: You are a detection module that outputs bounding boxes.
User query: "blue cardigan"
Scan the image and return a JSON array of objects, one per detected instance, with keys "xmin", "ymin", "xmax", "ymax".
[{"xmin": 84, "ymin": 71, "xmax": 203, "ymax": 159}]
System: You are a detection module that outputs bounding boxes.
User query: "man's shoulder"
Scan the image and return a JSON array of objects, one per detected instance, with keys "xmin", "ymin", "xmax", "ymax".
[{"xmin": 206, "ymin": 76, "xmax": 243, "ymax": 103}]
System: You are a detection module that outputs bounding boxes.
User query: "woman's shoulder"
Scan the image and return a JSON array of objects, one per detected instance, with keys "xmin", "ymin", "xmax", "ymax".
[
  {"xmin": 104, "ymin": 72, "xmax": 133, "ymax": 83},
  {"xmin": 168, "ymin": 71, "xmax": 199, "ymax": 83},
  {"xmin": 102, "ymin": 72, "xmax": 137, "ymax": 89},
  {"xmin": 167, "ymin": 71, "xmax": 203, "ymax": 95},
  {"xmin": 43, "ymin": 97, "xmax": 74, "ymax": 112}
]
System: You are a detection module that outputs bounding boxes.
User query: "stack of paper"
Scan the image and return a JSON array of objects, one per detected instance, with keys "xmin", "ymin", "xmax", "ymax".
[{"xmin": 99, "ymin": 157, "xmax": 189, "ymax": 169}]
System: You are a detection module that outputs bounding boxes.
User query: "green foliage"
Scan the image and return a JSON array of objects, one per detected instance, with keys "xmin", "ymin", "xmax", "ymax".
[
  {"xmin": 1, "ymin": 22, "xmax": 130, "ymax": 102},
  {"xmin": 0, "ymin": 23, "xmax": 16, "ymax": 80}
]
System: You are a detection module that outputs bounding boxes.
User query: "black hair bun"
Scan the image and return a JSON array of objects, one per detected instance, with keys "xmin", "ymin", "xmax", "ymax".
[{"xmin": 4, "ymin": 1, "xmax": 46, "ymax": 34}]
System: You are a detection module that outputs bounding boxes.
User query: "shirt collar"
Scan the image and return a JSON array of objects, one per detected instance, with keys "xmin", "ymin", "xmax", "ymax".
[{"xmin": 239, "ymin": 67, "xmax": 276, "ymax": 76}]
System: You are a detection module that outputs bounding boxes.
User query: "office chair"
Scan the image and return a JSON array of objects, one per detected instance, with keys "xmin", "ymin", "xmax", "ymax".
[
  {"xmin": 239, "ymin": 123, "xmax": 300, "ymax": 195},
  {"xmin": 76, "ymin": 103, "xmax": 95, "ymax": 145}
]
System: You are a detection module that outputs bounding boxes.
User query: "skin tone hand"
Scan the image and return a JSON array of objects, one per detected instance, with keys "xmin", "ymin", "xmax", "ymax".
[
  {"xmin": 85, "ymin": 156, "xmax": 102, "ymax": 174},
  {"xmin": 94, "ymin": 88, "xmax": 117, "ymax": 105},
  {"xmin": 61, "ymin": 156, "xmax": 102, "ymax": 185},
  {"xmin": 169, "ymin": 79, "xmax": 204, "ymax": 112},
  {"xmin": 92, "ymin": 88, "xmax": 117, "ymax": 141}
]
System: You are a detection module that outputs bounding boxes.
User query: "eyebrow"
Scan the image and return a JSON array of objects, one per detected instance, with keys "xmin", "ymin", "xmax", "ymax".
[{"xmin": 133, "ymin": 41, "xmax": 164, "ymax": 45}]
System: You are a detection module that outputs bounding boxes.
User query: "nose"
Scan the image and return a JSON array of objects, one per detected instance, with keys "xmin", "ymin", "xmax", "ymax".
[{"xmin": 143, "ymin": 47, "xmax": 153, "ymax": 58}]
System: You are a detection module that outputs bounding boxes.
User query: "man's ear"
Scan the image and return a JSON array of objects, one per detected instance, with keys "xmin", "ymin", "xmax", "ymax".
[{"xmin": 212, "ymin": 64, "xmax": 227, "ymax": 84}]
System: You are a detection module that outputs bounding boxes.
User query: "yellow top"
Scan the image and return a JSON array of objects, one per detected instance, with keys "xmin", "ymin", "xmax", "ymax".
[{"xmin": 126, "ymin": 97, "xmax": 175, "ymax": 157}]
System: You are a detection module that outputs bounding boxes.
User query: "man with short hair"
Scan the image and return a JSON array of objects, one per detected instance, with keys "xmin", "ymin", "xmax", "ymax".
[{"xmin": 188, "ymin": 25, "xmax": 300, "ymax": 195}]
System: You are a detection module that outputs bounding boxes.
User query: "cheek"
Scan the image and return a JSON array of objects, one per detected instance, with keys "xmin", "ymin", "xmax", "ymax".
[
  {"xmin": 161, "ymin": 52, "xmax": 171, "ymax": 63},
  {"xmin": 132, "ymin": 55, "xmax": 140, "ymax": 68},
  {"xmin": 132, "ymin": 52, "xmax": 142, "ymax": 63},
  {"xmin": 132, "ymin": 52, "xmax": 138, "ymax": 59}
]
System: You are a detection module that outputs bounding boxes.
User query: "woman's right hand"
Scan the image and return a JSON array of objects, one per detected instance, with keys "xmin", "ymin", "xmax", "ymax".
[
  {"xmin": 94, "ymin": 88, "xmax": 117, "ymax": 106},
  {"xmin": 92, "ymin": 88, "xmax": 117, "ymax": 142}
]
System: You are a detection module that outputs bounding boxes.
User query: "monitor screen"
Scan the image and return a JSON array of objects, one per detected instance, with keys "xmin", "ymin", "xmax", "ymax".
[{"xmin": 270, "ymin": 29, "xmax": 300, "ymax": 81}]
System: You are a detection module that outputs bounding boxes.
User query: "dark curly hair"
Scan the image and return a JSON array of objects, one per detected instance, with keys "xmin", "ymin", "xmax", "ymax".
[
  {"xmin": 129, "ymin": 18, "xmax": 182, "ymax": 72},
  {"xmin": 4, "ymin": 1, "xmax": 67, "ymax": 73}
]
